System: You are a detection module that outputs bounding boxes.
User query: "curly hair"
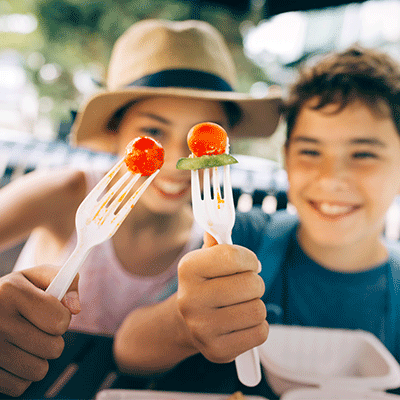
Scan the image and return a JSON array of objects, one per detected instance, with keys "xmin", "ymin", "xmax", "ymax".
[{"xmin": 283, "ymin": 45, "xmax": 400, "ymax": 141}]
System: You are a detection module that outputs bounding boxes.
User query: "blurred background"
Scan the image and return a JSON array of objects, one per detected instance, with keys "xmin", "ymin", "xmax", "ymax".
[
  {"xmin": 3, "ymin": 0, "xmax": 400, "ymax": 161},
  {"xmin": 2, "ymin": 0, "xmax": 400, "ymax": 230}
]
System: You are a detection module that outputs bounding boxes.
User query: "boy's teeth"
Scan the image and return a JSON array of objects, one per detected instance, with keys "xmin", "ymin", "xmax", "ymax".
[
  {"xmin": 157, "ymin": 180, "xmax": 187, "ymax": 194},
  {"xmin": 319, "ymin": 202, "xmax": 353, "ymax": 215}
]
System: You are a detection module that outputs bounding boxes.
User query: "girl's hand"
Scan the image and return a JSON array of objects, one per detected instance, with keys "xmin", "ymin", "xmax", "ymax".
[
  {"xmin": 177, "ymin": 233, "xmax": 268, "ymax": 364},
  {"xmin": 0, "ymin": 266, "xmax": 80, "ymax": 397}
]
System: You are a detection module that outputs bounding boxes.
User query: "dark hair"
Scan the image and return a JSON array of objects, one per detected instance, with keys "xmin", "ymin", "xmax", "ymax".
[
  {"xmin": 107, "ymin": 101, "xmax": 137, "ymax": 132},
  {"xmin": 106, "ymin": 99, "xmax": 242, "ymax": 133},
  {"xmin": 283, "ymin": 45, "xmax": 400, "ymax": 141},
  {"xmin": 222, "ymin": 101, "xmax": 242, "ymax": 129}
]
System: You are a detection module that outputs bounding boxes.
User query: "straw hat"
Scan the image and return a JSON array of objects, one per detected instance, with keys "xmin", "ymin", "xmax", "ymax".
[{"xmin": 70, "ymin": 19, "xmax": 282, "ymax": 153}]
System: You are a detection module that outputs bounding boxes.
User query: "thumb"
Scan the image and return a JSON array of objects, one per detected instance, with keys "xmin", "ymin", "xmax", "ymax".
[
  {"xmin": 22, "ymin": 265, "xmax": 81, "ymax": 314},
  {"xmin": 202, "ymin": 232, "xmax": 218, "ymax": 248},
  {"xmin": 62, "ymin": 290, "xmax": 81, "ymax": 315}
]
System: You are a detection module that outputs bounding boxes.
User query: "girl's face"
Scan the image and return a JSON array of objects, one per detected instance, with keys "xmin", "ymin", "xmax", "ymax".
[
  {"xmin": 285, "ymin": 99, "xmax": 400, "ymax": 250},
  {"xmin": 116, "ymin": 96, "xmax": 229, "ymax": 215}
]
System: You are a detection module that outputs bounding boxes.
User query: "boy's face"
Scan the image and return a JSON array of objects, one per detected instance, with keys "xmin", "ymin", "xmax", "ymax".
[{"xmin": 285, "ymin": 98, "xmax": 400, "ymax": 250}]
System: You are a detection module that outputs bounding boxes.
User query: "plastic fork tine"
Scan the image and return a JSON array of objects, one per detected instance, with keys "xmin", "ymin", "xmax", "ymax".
[
  {"xmin": 223, "ymin": 165, "xmax": 233, "ymax": 205},
  {"xmin": 203, "ymin": 168, "xmax": 217, "ymax": 221},
  {"xmin": 212, "ymin": 167, "xmax": 221, "ymax": 205},
  {"xmin": 203, "ymin": 168, "xmax": 212, "ymax": 203},
  {"xmin": 108, "ymin": 169, "xmax": 159, "ymax": 230},
  {"xmin": 99, "ymin": 171, "xmax": 132, "ymax": 205},
  {"xmin": 45, "ymin": 158, "xmax": 158, "ymax": 301},
  {"xmin": 191, "ymin": 169, "xmax": 202, "ymax": 211},
  {"xmin": 90, "ymin": 171, "xmax": 140, "ymax": 226},
  {"xmin": 90, "ymin": 158, "xmax": 126, "ymax": 201},
  {"xmin": 103, "ymin": 172, "xmax": 141, "ymax": 216}
]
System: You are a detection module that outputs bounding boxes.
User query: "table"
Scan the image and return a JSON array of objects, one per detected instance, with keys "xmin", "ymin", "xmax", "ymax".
[{"xmin": 4, "ymin": 330, "xmax": 278, "ymax": 400}]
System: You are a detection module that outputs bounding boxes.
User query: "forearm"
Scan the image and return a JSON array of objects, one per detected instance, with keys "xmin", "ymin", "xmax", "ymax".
[{"xmin": 113, "ymin": 293, "xmax": 199, "ymax": 376}]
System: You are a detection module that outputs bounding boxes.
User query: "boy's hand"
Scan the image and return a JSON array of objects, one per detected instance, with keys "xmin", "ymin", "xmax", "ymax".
[
  {"xmin": 0, "ymin": 266, "xmax": 80, "ymax": 397},
  {"xmin": 177, "ymin": 232, "xmax": 268, "ymax": 364}
]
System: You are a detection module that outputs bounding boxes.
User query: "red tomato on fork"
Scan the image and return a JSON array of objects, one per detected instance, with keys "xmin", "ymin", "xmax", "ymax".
[
  {"xmin": 124, "ymin": 136, "xmax": 165, "ymax": 176},
  {"xmin": 187, "ymin": 122, "xmax": 228, "ymax": 157}
]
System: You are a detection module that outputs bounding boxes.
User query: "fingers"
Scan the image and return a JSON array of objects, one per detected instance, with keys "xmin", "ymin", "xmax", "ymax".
[
  {"xmin": 184, "ymin": 298, "xmax": 267, "ymax": 340},
  {"xmin": 0, "ymin": 368, "xmax": 31, "ymax": 398},
  {"xmin": 2, "ymin": 271, "xmax": 72, "ymax": 336},
  {"xmin": 61, "ymin": 290, "xmax": 81, "ymax": 315},
  {"xmin": 2, "ymin": 314, "xmax": 65, "ymax": 360},
  {"xmin": 179, "ymin": 243, "xmax": 260, "ymax": 280},
  {"xmin": 0, "ymin": 266, "xmax": 78, "ymax": 397},
  {"xmin": 183, "ymin": 299, "xmax": 269, "ymax": 363},
  {"xmin": 203, "ymin": 322, "xmax": 269, "ymax": 363},
  {"xmin": 22, "ymin": 265, "xmax": 76, "ymax": 291},
  {"xmin": 183, "ymin": 271, "xmax": 265, "ymax": 308},
  {"xmin": 22, "ymin": 265, "xmax": 81, "ymax": 315},
  {"xmin": 177, "ymin": 244, "xmax": 268, "ymax": 363},
  {"xmin": 0, "ymin": 340, "xmax": 49, "ymax": 382}
]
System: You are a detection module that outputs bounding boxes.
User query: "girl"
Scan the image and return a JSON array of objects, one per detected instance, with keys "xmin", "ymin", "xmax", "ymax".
[{"xmin": 0, "ymin": 18, "xmax": 280, "ymax": 397}]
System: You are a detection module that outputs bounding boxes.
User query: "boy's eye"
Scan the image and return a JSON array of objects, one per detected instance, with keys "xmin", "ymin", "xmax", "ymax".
[
  {"xmin": 353, "ymin": 152, "xmax": 377, "ymax": 159},
  {"xmin": 299, "ymin": 149, "xmax": 320, "ymax": 157}
]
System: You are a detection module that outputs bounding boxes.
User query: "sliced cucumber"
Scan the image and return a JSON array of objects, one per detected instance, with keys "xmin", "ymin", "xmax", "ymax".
[{"xmin": 176, "ymin": 153, "xmax": 238, "ymax": 170}]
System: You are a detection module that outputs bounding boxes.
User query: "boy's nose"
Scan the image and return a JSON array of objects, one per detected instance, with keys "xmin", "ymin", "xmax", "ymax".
[
  {"xmin": 317, "ymin": 176, "xmax": 349, "ymax": 192},
  {"xmin": 317, "ymin": 159, "xmax": 349, "ymax": 191}
]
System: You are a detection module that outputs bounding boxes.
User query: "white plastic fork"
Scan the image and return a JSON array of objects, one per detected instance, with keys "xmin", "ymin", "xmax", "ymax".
[
  {"xmin": 191, "ymin": 165, "xmax": 262, "ymax": 387},
  {"xmin": 46, "ymin": 158, "xmax": 159, "ymax": 300}
]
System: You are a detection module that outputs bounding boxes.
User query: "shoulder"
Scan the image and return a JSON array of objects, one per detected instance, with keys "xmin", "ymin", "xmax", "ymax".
[
  {"xmin": 40, "ymin": 167, "xmax": 87, "ymax": 195},
  {"xmin": 233, "ymin": 209, "xmax": 298, "ymax": 252},
  {"xmin": 0, "ymin": 167, "xmax": 88, "ymax": 214},
  {"xmin": 233, "ymin": 209, "xmax": 298, "ymax": 236},
  {"xmin": 387, "ymin": 241, "xmax": 400, "ymax": 275},
  {"xmin": 6, "ymin": 166, "xmax": 86, "ymax": 196},
  {"xmin": 20, "ymin": 167, "xmax": 87, "ymax": 225}
]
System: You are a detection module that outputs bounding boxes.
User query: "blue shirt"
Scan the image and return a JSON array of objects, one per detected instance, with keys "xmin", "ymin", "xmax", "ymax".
[
  {"xmin": 232, "ymin": 209, "xmax": 400, "ymax": 363},
  {"xmin": 275, "ymin": 230, "xmax": 388, "ymax": 339}
]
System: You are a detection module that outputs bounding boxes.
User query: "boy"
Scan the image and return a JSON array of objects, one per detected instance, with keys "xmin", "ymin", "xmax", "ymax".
[{"xmin": 114, "ymin": 46, "xmax": 400, "ymax": 389}]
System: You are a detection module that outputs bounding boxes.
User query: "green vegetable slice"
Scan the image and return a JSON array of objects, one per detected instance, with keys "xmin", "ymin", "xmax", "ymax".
[{"xmin": 176, "ymin": 154, "xmax": 238, "ymax": 170}]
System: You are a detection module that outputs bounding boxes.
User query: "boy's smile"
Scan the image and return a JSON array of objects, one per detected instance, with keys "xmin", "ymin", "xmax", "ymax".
[
  {"xmin": 308, "ymin": 200, "xmax": 361, "ymax": 219},
  {"xmin": 285, "ymin": 98, "xmax": 400, "ymax": 271}
]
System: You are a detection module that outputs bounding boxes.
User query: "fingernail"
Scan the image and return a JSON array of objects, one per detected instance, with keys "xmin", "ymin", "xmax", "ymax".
[
  {"xmin": 64, "ymin": 291, "xmax": 81, "ymax": 314},
  {"xmin": 257, "ymin": 260, "xmax": 262, "ymax": 273}
]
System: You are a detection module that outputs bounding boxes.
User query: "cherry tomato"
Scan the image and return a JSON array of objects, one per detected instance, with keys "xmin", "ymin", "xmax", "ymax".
[
  {"xmin": 187, "ymin": 122, "xmax": 228, "ymax": 157},
  {"xmin": 124, "ymin": 136, "xmax": 164, "ymax": 176}
]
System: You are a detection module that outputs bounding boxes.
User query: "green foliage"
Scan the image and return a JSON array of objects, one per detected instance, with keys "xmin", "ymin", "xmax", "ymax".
[{"xmin": 2, "ymin": 0, "xmax": 269, "ymax": 139}]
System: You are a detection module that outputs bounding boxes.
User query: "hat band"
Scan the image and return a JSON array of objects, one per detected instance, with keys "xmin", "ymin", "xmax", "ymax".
[{"xmin": 126, "ymin": 69, "xmax": 234, "ymax": 92}]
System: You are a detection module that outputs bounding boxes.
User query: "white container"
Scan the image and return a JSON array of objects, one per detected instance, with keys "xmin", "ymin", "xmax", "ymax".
[
  {"xmin": 281, "ymin": 388, "xmax": 400, "ymax": 400},
  {"xmin": 96, "ymin": 389, "xmax": 267, "ymax": 400},
  {"xmin": 258, "ymin": 325, "xmax": 400, "ymax": 398}
]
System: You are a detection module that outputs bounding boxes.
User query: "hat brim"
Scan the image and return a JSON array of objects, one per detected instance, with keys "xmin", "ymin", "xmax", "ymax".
[{"xmin": 70, "ymin": 86, "xmax": 282, "ymax": 153}]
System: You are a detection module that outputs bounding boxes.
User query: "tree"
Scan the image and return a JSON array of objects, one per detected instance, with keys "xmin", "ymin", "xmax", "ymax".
[{"xmin": 2, "ymin": 0, "xmax": 268, "ymax": 138}]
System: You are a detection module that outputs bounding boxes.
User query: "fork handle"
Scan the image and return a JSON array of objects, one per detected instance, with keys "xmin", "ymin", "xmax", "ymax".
[
  {"xmin": 235, "ymin": 347, "xmax": 262, "ymax": 387},
  {"xmin": 216, "ymin": 234, "xmax": 262, "ymax": 387},
  {"xmin": 46, "ymin": 244, "xmax": 92, "ymax": 301}
]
